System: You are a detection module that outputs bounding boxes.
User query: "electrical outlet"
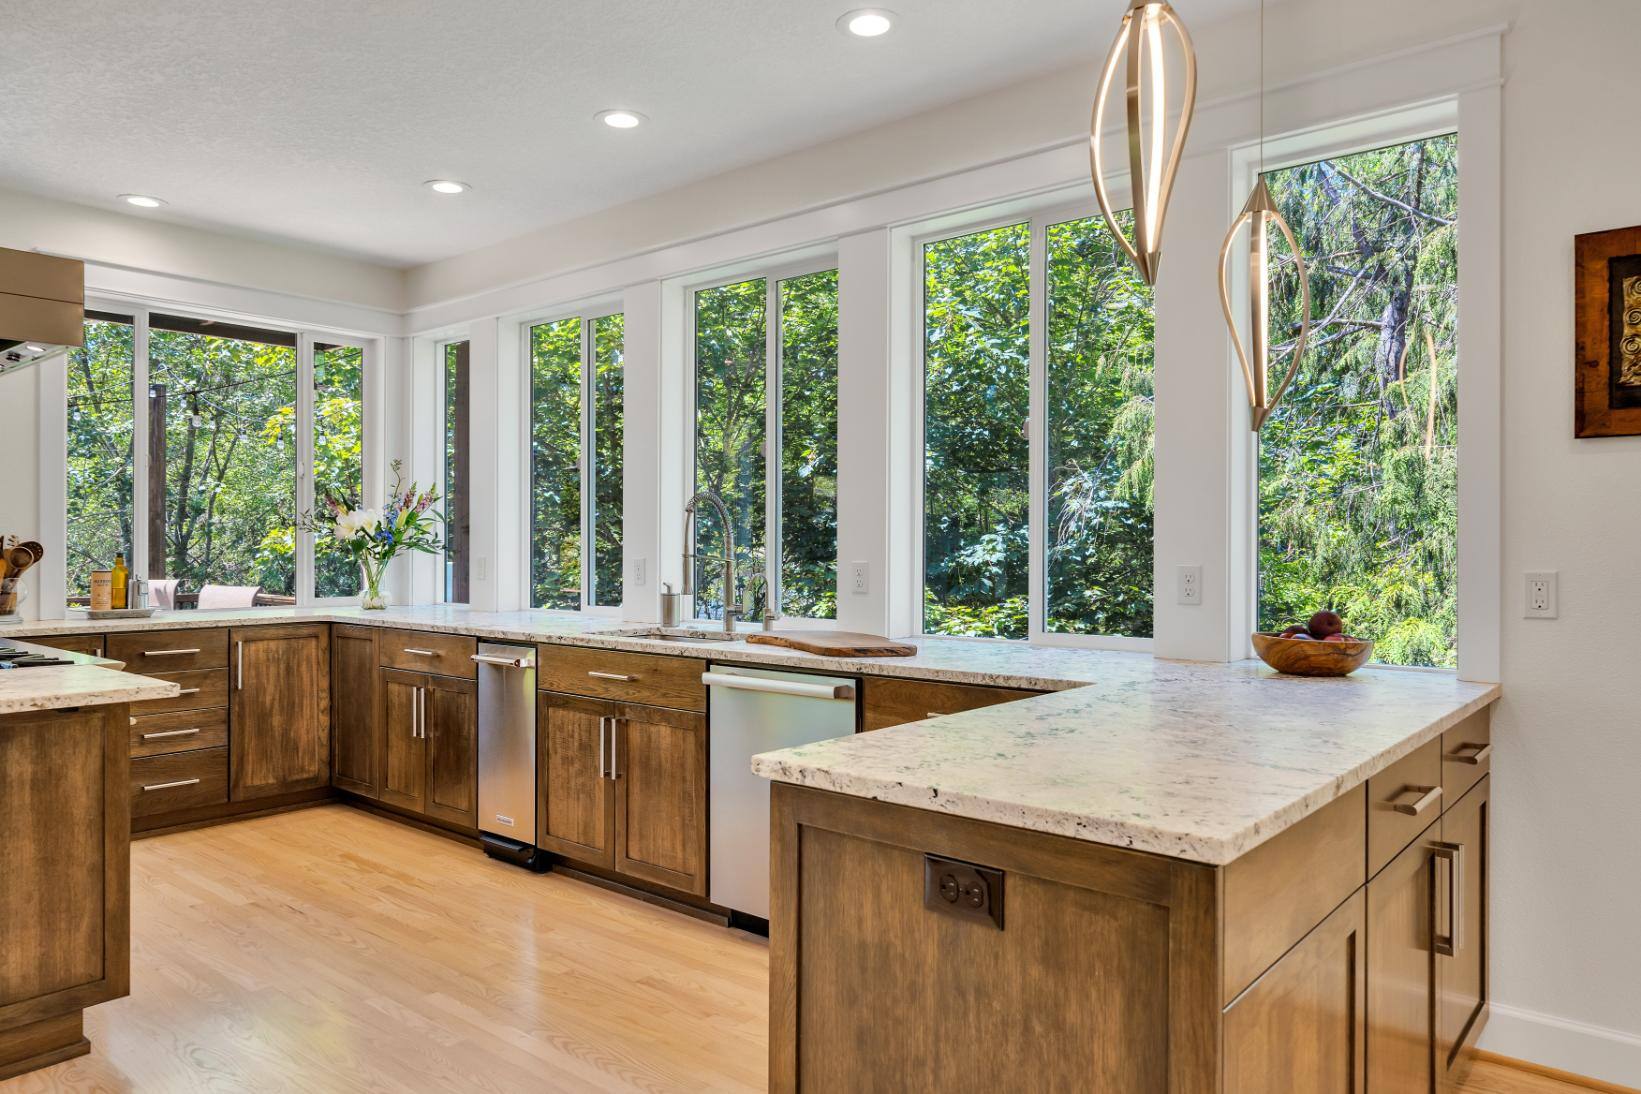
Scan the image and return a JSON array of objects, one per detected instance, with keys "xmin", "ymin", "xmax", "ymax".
[
  {"xmin": 631, "ymin": 557, "xmax": 646, "ymax": 586},
  {"xmin": 1524, "ymin": 571, "xmax": 1558, "ymax": 618},
  {"xmin": 848, "ymin": 561, "xmax": 870, "ymax": 596},
  {"xmin": 1178, "ymin": 564, "xmax": 1203, "ymax": 606}
]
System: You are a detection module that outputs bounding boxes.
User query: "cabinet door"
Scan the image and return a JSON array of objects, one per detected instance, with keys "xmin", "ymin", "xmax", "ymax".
[
  {"xmin": 1438, "ymin": 776, "xmax": 1489, "ymax": 1084},
  {"xmin": 536, "ymin": 693, "xmax": 613, "ymax": 868},
  {"xmin": 1224, "ymin": 891, "xmax": 1366, "ymax": 1094},
  {"xmin": 423, "ymin": 674, "xmax": 477, "ymax": 829},
  {"xmin": 379, "ymin": 668, "xmax": 427, "ymax": 813},
  {"xmin": 1367, "ymin": 820, "xmax": 1440, "ymax": 1093},
  {"xmin": 331, "ymin": 625, "xmax": 380, "ymax": 797},
  {"xmin": 613, "ymin": 705, "xmax": 707, "ymax": 896},
  {"xmin": 27, "ymin": 633, "xmax": 105, "ymax": 658},
  {"xmin": 861, "ymin": 677, "xmax": 1039, "ymax": 731},
  {"xmin": 229, "ymin": 624, "xmax": 331, "ymax": 800}
]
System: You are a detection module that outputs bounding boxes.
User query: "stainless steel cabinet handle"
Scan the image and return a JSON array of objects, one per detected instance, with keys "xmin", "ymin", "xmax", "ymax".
[
  {"xmin": 176, "ymin": 688, "xmax": 201, "ymax": 696},
  {"xmin": 1447, "ymin": 742, "xmax": 1492, "ymax": 765},
  {"xmin": 471, "ymin": 653, "xmax": 532, "ymax": 668},
  {"xmin": 236, "ymin": 641, "xmax": 244, "ymax": 690},
  {"xmin": 610, "ymin": 718, "xmax": 621, "ymax": 779},
  {"xmin": 701, "ymin": 671, "xmax": 855, "ymax": 701},
  {"xmin": 141, "ymin": 727, "xmax": 201, "ymax": 740},
  {"xmin": 144, "ymin": 647, "xmax": 202, "ymax": 657},
  {"xmin": 143, "ymin": 778, "xmax": 201, "ymax": 792},
  {"xmin": 1432, "ymin": 841, "xmax": 1462, "ymax": 956},
  {"xmin": 588, "ymin": 670, "xmax": 634, "ymax": 682},
  {"xmin": 403, "ymin": 647, "xmax": 437, "ymax": 657},
  {"xmin": 1390, "ymin": 785, "xmax": 1442, "ymax": 816},
  {"xmin": 926, "ymin": 711, "xmax": 947, "ymax": 718},
  {"xmin": 416, "ymin": 687, "xmax": 426, "ymax": 739},
  {"xmin": 597, "ymin": 717, "xmax": 608, "ymax": 779}
]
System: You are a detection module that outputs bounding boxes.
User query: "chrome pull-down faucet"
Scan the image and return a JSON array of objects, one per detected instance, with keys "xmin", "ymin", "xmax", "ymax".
[{"xmin": 682, "ymin": 490, "xmax": 740, "ymax": 634}]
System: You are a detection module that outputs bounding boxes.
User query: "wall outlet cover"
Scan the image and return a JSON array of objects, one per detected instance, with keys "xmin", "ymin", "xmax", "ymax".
[
  {"xmin": 1178, "ymin": 564, "xmax": 1203, "ymax": 607},
  {"xmin": 1524, "ymin": 571, "xmax": 1557, "ymax": 618}
]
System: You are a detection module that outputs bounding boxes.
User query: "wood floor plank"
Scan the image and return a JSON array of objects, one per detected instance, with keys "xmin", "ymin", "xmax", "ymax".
[{"xmin": 0, "ymin": 805, "xmax": 1619, "ymax": 1093}]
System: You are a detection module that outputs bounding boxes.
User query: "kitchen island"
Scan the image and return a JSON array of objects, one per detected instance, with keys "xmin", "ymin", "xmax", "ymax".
[
  {"xmin": 0, "ymin": 643, "xmax": 177, "ymax": 1080},
  {"xmin": 753, "ymin": 663, "xmax": 1499, "ymax": 1094}
]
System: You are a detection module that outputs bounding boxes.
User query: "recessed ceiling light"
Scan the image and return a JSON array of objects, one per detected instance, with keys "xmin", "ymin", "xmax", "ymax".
[
  {"xmin": 596, "ymin": 109, "xmax": 645, "ymax": 130},
  {"xmin": 119, "ymin": 194, "xmax": 166, "ymax": 208},
  {"xmin": 424, "ymin": 180, "xmax": 470, "ymax": 195},
  {"xmin": 837, "ymin": 8, "xmax": 895, "ymax": 37}
]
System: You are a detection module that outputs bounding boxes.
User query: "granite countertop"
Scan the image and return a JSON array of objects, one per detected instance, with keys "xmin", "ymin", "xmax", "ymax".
[
  {"xmin": 753, "ymin": 659, "xmax": 1499, "ymax": 865},
  {"xmin": 0, "ymin": 640, "xmax": 181, "ymax": 715}
]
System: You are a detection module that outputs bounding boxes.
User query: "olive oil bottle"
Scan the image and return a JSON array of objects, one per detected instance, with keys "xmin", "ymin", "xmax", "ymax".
[{"xmin": 111, "ymin": 553, "xmax": 129, "ymax": 610}]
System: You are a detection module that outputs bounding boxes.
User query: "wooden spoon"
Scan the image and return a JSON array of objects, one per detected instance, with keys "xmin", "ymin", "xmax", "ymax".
[
  {"xmin": 6, "ymin": 546, "xmax": 35, "ymax": 576},
  {"xmin": 19, "ymin": 541, "xmax": 42, "ymax": 566}
]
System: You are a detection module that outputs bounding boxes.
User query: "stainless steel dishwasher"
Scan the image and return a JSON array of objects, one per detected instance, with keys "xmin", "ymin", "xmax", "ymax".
[
  {"xmin": 706, "ymin": 664, "xmax": 857, "ymax": 924},
  {"xmin": 472, "ymin": 641, "xmax": 544, "ymax": 869}
]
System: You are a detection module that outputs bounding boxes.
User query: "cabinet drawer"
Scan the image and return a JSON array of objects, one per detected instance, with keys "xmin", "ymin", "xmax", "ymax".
[
  {"xmin": 379, "ymin": 629, "xmax": 477, "ymax": 679},
  {"xmin": 861, "ymin": 677, "xmax": 1041, "ymax": 731},
  {"xmin": 130, "ymin": 747, "xmax": 228, "ymax": 817},
  {"xmin": 26, "ymin": 633, "xmax": 105, "ymax": 659},
  {"xmin": 128, "ymin": 669, "xmax": 229, "ymax": 716},
  {"xmin": 129, "ymin": 706, "xmax": 228, "ymax": 758},
  {"xmin": 1367, "ymin": 736, "xmax": 1444, "ymax": 877},
  {"xmin": 108, "ymin": 628, "xmax": 229, "ymax": 671},
  {"xmin": 538, "ymin": 646, "xmax": 707, "ymax": 712},
  {"xmin": 1441, "ymin": 709, "xmax": 1491, "ymax": 806}
]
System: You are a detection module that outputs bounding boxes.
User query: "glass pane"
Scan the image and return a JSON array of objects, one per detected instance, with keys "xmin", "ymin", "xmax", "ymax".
[
  {"xmin": 1045, "ymin": 212, "xmax": 1155, "ymax": 637},
  {"xmin": 65, "ymin": 314, "xmax": 135, "ymax": 603},
  {"xmin": 313, "ymin": 342, "xmax": 365, "ymax": 599},
  {"xmin": 1258, "ymin": 133, "xmax": 1459, "ymax": 667},
  {"xmin": 530, "ymin": 318, "xmax": 582, "ymax": 610},
  {"xmin": 693, "ymin": 279, "xmax": 766, "ymax": 619},
  {"xmin": 148, "ymin": 317, "xmax": 298, "ymax": 605},
  {"xmin": 592, "ymin": 313, "xmax": 625, "ymax": 608},
  {"xmin": 444, "ymin": 341, "xmax": 470, "ymax": 602},
  {"xmin": 922, "ymin": 223, "xmax": 1031, "ymax": 638},
  {"xmin": 779, "ymin": 270, "xmax": 838, "ymax": 620}
]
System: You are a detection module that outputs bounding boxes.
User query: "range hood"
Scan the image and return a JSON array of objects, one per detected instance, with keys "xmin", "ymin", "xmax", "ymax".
[{"xmin": 0, "ymin": 246, "xmax": 84, "ymax": 373}]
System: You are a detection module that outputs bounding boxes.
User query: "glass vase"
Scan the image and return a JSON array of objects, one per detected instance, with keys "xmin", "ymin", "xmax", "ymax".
[{"xmin": 359, "ymin": 558, "xmax": 388, "ymax": 610}]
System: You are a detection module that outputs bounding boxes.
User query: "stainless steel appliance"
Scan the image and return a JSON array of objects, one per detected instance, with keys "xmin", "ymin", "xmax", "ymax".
[
  {"xmin": 706, "ymin": 664, "xmax": 857, "ymax": 923},
  {"xmin": 473, "ymin": 642, "xmax": 543, "ymax": 869}
]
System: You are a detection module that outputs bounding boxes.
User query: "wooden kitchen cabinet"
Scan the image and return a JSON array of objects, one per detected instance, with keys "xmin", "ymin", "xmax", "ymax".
[
  {"xmin": 536, "ymin": 691, "xmax": 707, "ymax": 896},
  {"xmin": 377, "ymin": 665, "xmax": 477, "ymax": 829},
  {"xmin": 860, "ymin": 677, "xmax": 1043, "ymax": 732},
  {"xmin": 229, "ymin": 625, "xmax": 331, "ymax": 801},
  {"xmin": 1366, "ymin": 819, "xmax": 1441, "ymax": 1093},
  {"xmin": 23, "ymin": 633, "xmax": 104, "ymax": 659},
  {"xmin": 1439, "ymin": 777, "xmax": 1489, "ymax": 1086},
  {"xmin": 331, "ymin": 625, "xmax": 380, "ymax": 798}
]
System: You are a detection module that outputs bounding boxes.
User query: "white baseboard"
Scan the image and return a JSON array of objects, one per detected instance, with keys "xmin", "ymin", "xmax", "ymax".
[{"xmin": 1482, "ymin": 1002, "xmax": 1641, "ymax": 1088}]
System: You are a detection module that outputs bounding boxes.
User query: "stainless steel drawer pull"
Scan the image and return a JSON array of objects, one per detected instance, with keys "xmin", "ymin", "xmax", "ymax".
[
  {"xmin": 144, "ymin": 648, "xmax": 202, "ymax": 657},
  {"xmin": 598, "ymin": 716, "xmax": 609, "ymax": 779},
  {"xmin": 588, "ymin": 670, "xmax": 634, "ymax": 682},
  {"xmin": 926, "ymin": 711, "xmax": 947, "ymax": 718},
  {"xmin": 176, "ymin": 688, "xmax": 202, "ymax": 696},
  {"xmin": 1432, "ymin": 841, "xmax": 1462, "ymax": 955},
  {"xmin": 141, "ymin": 728, "xmax": 201, "ymax": 740},
  {"xmin": 1447, "ymin": 742, "xmax": 1492, "ymax": 765},
  {"xmin": 1390, "ymin": 784, "xmax": 1442, "ymax": 816},
  {"xmin": 403, "ymin": 647, "xmax": 438, "ymax": 657},
  {"xmin": 143, "ymin": 778, "xmax": 201, "ymax": 792}
]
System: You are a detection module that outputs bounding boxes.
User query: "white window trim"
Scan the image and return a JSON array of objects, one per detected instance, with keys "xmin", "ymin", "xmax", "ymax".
[
  {"xmin": 906, "ymin": 197, "xmax": 1159, "ymax": 652},
  {"xmin": 684, "ymin": 255, "xmax": 840, "ymax": 629},
  {"xmin": 517, "ymin": 305, "xmax": 625, "ymax": 616},
  {"xmin": 45, "ymin": 295, "xmax": 380, "ymax": 611},
  {"xmin": 1227, "ymin": 95, "xmax": 1502, "ymax": 680}
]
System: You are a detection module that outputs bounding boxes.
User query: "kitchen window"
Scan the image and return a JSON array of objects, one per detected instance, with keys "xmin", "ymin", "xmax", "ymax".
[
  {"xmin": 60, "ymin": 309, "xmax": 375, "ymax": 608},
  {"xmin": 527, "ymin": 311, "xmax": 624, "ymax": 611},
  {"xmin": 442, "ymin": 339, "xmax": 470, "ymax": 603},
  {"xmin": 1255, "ymin": 132, "xmax": 1458, "ymax": 668},
  {"xmin": 692, "ymin": 268, "xmax": 838, "ymax": 621},
  {"xmin": 920, "ymin": 212, "xmax": 1155, "ymax": 642}
]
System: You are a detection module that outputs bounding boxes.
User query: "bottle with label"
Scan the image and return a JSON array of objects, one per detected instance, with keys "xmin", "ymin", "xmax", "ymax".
[{"xmin": 111, "ymin": 553, "xmax": 129, "ymax": 610}]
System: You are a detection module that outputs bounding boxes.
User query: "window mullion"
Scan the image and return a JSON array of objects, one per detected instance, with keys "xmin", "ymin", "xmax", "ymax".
[
  {"xmin": 765, "ymin": 278, "xmax": 782, "ymax": 619},
  {"xmin": 131, "ymin": 310, "xmax": 151, "ymax": 581},
  {"xmin": 295, "ymin": 332, "xmax": 316, "ymax": 605},
  {"xmin": 580, "ymin": 317, "xmax": 595, "ymax": 611},
  {"xmin": 1027, "ymin": 220, "xmax": 1048, "ymax": 642}
]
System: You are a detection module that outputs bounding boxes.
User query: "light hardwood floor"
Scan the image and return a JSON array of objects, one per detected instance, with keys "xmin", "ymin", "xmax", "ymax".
[{"xmin": 0, "ymin": 805, "xmax": 1623, "ymax": 1093}]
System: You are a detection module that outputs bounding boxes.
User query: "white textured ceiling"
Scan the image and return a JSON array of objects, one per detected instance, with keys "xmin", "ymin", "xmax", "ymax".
[{"xmin": 3, "ymin": 0, "xmax": 1248, "ymax": 267}]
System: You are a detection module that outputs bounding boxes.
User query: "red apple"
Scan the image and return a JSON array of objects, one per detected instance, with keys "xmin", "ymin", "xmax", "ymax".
[
  {"xmin": 1322, "ymin": 633, "xmax": 1349, "ymax": 643},
  {"xmin": 1307, "ymin": 611, "xmax": 1345, "ymax": 639}
]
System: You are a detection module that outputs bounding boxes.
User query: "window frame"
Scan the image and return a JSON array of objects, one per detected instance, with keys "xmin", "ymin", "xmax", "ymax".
[
  {"xmin": 684, "ymin": 255, "xmax": 840, "ymax": 628},
  {"xmin": 1229, "ymin": 102, "xmax": 1472, "ymax": 671},
  {"xmin": 434, "ymin": 336, "xmax": 470, "ymax": 605},
  {"xmin": 517, "ymin": 305, "xmax": 625, "ymax": 615},
  {"xmin": 50, "ymin": 296, "xmax": 379, "ymax": 610},
  {"xmin": 909, "ymin": 199, "xmax": 1157, "ymax": 652}
]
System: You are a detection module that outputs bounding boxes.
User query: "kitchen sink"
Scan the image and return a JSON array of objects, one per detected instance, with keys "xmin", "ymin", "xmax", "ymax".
[{"xmin": 605, "ymin": 626, "xmax": 743, "ymax": 643}]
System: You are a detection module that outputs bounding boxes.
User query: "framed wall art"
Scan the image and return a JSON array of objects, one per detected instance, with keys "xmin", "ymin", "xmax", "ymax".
[{"xmin": 1575, "ymin": 223, "xmax": 1641, "ymax": 437}]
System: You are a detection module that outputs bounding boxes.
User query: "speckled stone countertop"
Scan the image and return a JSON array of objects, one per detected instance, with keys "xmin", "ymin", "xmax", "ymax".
[
  {"xmin": 6, "ymin": 606, "xmax": 1500, "ymax": 862},
  {"xmin": 754, "ymin": 659, "xmax": 1498, "ymax": 865},
  {"xmin": 0, "ymin": 640, "xmax": 180, "ymax": 715}
]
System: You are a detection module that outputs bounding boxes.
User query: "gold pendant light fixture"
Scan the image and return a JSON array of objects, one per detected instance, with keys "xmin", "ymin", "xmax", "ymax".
[
  {"xmin": 1089, "ymin": 0, "xmax": 1197, "ymax": 286},
  {"xmin": 1217, "ymin": 0, "xmax": 1312, "ymax": 430}
]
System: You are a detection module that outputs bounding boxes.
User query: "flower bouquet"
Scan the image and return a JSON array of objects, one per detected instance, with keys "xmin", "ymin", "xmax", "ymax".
[{"xmin": 299, "ymin": 460, "xmax": 444, "ymax": 609}]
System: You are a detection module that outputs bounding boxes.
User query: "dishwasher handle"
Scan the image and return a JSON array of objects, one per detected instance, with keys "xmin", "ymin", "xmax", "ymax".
[
  {"xmin": 702, "ymin": 671, "xmax": 855, "ymax": 702},
  {"xmin": 470, "ymin": 653, "xmax": 534, "ymax": 669}
]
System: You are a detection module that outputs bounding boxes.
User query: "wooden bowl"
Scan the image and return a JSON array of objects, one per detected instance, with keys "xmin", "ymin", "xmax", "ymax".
[{"xmin": 1251, "ymin": 632, "xmax": 1374, "ymax": 677}]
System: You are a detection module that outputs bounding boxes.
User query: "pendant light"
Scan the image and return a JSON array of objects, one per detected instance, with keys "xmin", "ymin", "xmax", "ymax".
[
  {"xmin": 1089, "ymin": 0, "xmax": 1197, "ymax": 286},
  {"xmin": 1217, "ymin": 0, "xmax": 1312, "ymax": 430}
]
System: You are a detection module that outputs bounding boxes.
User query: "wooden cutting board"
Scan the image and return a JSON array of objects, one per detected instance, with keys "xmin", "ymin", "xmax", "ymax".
[{"xmin": 745, "ymin": 630, "xmax": 917, "ymax": 658}]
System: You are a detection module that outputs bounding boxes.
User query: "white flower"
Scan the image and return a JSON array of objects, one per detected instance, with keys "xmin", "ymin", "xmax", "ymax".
[{"xmin": 334, "ymin": 508, "xmax": 381, "ymax": 542}]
